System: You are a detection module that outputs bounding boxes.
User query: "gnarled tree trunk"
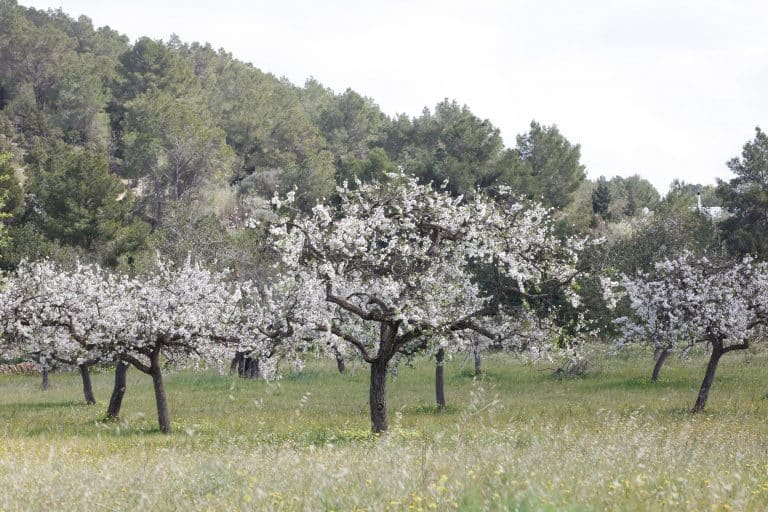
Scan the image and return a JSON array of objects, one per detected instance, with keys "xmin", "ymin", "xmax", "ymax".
[
  {"xmin": 693, "ymin": 341, "xmax": 724, "ymax": 413},
  {"xmin": 370, "ymin": 359, "xmax": 389, "ymax": 433},
  {"xmin": 651, "ymin": 347, "xmax": 669, "ymax": 383},
  {"xmin": 473, "ymin": 346, "xmax": 482, "ymax": 375},
  {"xmin": 150, "ymin": 355, "xmax": 171, "ymax": 434},
  {"xmin": 435, "ymin": 348, "xmax": 446, "ymax": 410},
  {"xmin": 79, "ymin": 363, "xmax": 96, "ymax": 404},
  {"xmin": 244, "ymin": 357, "xmax": 260, "ymax": 379},
  {"xmin": 107, "ymin": 360, "xmax": 129, "ymax": 419},
  {"xmin": 41, "ymin": 365, "xmax": 50, "ymax": 391},
  {"xmin": 334, "ymin": 348, "xmax": 346, "ymax": 374}
]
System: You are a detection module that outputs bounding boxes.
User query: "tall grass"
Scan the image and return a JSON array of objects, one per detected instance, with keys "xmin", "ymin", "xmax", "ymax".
[{"xmin": 1, "ymin": 348, "xmax": 767, "ymax": 510}]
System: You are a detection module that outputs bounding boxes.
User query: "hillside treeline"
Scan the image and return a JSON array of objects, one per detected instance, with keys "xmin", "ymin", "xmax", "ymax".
[{"xmin": 1, "ymin": 0, "xmax": 764, "ymax": 297}]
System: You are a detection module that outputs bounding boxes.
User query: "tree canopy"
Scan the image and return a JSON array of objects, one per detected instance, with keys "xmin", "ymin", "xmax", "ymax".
[{"xmin": 717, "ymin": 127, "xmax": 768, "ymax": 259}]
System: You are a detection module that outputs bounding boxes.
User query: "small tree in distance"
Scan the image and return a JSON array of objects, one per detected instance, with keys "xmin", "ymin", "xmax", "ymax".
[
  {"xmin": 0, "ymin": 260, "xmax": 121, "ymax": 403},
  {"xmin": 224, "ymin": 272, "xmax": 317, "ymax": 381},
  {"xmin": 608, "ymin": 252, "xmax": 768, "ymax": 411},
  {"xmin": 0, "ymin": 258, "xmax": 246, "ymax": 433},
  {"xmin": 113, "ymin": 258, "xmax": 240, "ymax": 433}
]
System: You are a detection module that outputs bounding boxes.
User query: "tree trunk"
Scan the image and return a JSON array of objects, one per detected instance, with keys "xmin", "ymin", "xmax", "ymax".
[
  {"xmin": 435, "ymin": 348, "xmax": 446, "ymax": 410},
  {"xmin": 230, "ymin": 352, "xmax": 242, "ymax": 375},
  {"xmin": 33, "ymin": 84, "xmax": 47, "ymax": 110},
  {"xmin": 79, "ymin": 363, "xmax": 96, "ymax": 404},
  {"xmin": 41, "ymin": 365, "xmax": 49, "ymax": 391},
  {"xmin": 650, "ymin": 348, "xmax": 670, "ymax": 383},
  {"xmin": 335, "ymin": 349, "xmax": 346, "ymax": 374},
  {"xmin": 474, "ymin": 346, "xmax": 482, "ymax": 375},
  {"xmin": 693, "ymin": 344, "xmax": 723, "ymax": 413},
  {"xmin": 237, "ymin": 352, "xmax": 246, "ymax": 376},
  {"xmin": 107, "ymin": 360, "xmax": 129, "ymax": 419},
  {"xmin": 245, "ymin": 357, "xmax": 260, "ymax": 379},
  {"xmin": 150, "ymin": 362, "xmax": 171, "ymax": 434},
  {"xmin": 369, "ymin": 359, "xmax": 389, "ymax": 433}
]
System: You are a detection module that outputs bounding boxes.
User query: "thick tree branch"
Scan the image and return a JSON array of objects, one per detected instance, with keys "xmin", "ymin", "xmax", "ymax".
[
  {"xmin": 119, "ymin": 353, "xmax": 152, "ymax": 374},
  {"xmin": 314, "ymin": 323, "xmax": 375, "ymax": 363},
  {"xmin": 722, "ymin": 341, "xmax": 750, "ymax": 353},
  {"xmin": 325, "ymin": 283, "xmax": 388, "ymax": 322}
]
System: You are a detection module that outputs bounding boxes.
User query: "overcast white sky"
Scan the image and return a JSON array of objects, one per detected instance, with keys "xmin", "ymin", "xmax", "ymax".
[{"xmin": 21, "ymin": 0, "xmax": 768, "ymax": 193}]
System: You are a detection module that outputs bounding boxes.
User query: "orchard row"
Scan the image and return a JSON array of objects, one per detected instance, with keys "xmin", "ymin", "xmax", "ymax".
[{"xmin": 3, "ymin": 173, "xmax": 766, "ymax": 433}]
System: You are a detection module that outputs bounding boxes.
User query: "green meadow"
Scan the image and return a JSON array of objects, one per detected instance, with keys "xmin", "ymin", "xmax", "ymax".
[{"xmin": 1, "ymin": 349, "xmax": 767, "ymax": 511}]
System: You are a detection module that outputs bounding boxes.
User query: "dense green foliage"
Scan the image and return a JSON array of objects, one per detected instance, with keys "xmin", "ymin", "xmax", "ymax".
[
  {"xmin": 24, "ymin": 141, "xmax": 147, "ymax": 263},
  {"xmin": 0, "ymin": 1, "xmax": 597, "ymax": 272},
  {"xmin": 591, "ymin": 177, "xmax": 611, "ymax": 220},
  {"xmin": 505, "ymin": 121, "xmax": 586, "ymax": 209},
  {"xmin": 718, "ymin": 127, "xmax": 768, "ymax": 259},
  {"xmin": 0, "ymin": 0, "xmax": 764, "ymax": 338}
]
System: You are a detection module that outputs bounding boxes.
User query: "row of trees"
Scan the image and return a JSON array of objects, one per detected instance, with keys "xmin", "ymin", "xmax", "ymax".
[
  {"xmin": 1, "ymin": 173, "xmax": 589, "ymax": 433},
  {"xmin": 3, "ymin": 259, "xmax": 237, "ymax": 432},
  {"xmin": 5, "ymin": 167, "xmax": 768, "ymax": 434},
  {"xmin": 2, "ymin": 0, "xmax": 765, "ymax": 270}
]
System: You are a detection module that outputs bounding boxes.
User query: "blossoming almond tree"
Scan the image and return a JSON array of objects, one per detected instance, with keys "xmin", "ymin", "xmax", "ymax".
[
  {"xmin": 1, "ymin": 258, "xmax": 247, "ymax": 433},
  {"xmin": 114, "ymin": 258, "xmax": 243, "ymax": 433},
  {"xmin": 0, "ymin": 260, "xmax": 124, "ymax": 404},
  {"xmin": 268, "ymin": 173, "xmax": 588, "ymax": 432},
  {"xmin": 602, "ymin": 260, "xmax": 704, "ymax": 383},
  {"xmin": 220, "ymin": 273, "xmax": 318, "ymax": 380},
  {"xmin": 457, "ymin": 187, "xmax": 595, "ymax": 384},
  {"xmin": 610, "ymin": 252, "xmax": 768, "ymax": 412}
]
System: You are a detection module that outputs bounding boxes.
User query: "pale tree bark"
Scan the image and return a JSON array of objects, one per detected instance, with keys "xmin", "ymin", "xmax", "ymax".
[
  {"xmin": 334, "ymin": 348, "xmax": 346, "ymax": 374},
  {"xmin": 473, "ymin": 345, "xmax": 482, "ymax": 375},
  {"xmin": 41, "ymin": 365, "xmax": 50, "ymax": 391}
]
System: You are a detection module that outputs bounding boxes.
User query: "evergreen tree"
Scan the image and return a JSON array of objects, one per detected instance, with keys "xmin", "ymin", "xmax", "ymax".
[
  {"xmin": 591, "ymin": 177, "xmax": 611, "ymax": 220},
  {"xmin": 24, "ymin": 141, "xmax": 148, "ymax": 265},
  {"xmin": 717, "ymin": 127, "xmax": 768, "ymax": 259},
  {"xmin": 506, "ymin": 121, "xmax": 586, "ymax": 209},
  {"xmin": 394, "ymin": 99, "xmax": 504, "ymax": 196}
]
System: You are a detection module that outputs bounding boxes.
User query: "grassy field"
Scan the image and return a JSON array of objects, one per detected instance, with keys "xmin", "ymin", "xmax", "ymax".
[{"xmin": 1, "ymin": 348, "xmax": 768, "ymax": 511}]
